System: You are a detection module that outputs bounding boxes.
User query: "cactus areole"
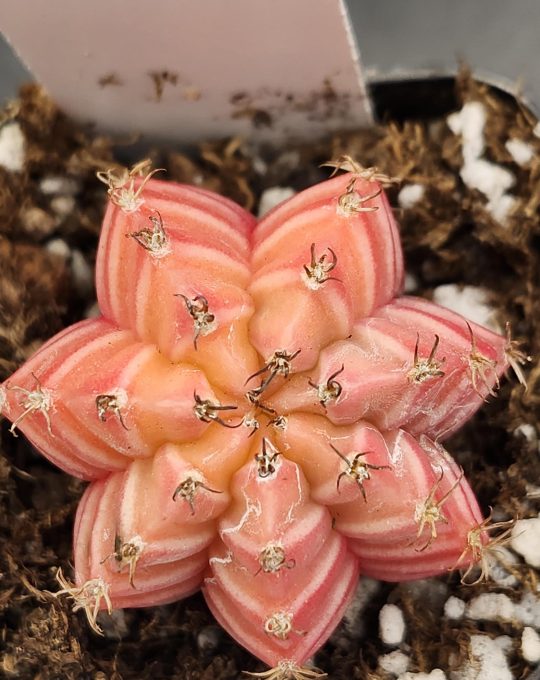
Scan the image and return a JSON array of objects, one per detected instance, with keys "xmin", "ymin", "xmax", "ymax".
[{"xmin": 0, "ymin": 160, "xmax": 516, "ymax": 678}]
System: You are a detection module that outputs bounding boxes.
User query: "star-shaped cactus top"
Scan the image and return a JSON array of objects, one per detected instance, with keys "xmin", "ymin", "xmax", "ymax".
[{"xmin": 0, "ymin": 160, "xmax": 514, "ymax": 678}]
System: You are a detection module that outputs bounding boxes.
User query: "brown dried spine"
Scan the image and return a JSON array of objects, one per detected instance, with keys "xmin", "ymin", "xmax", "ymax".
[
  {"xmin": 173, "ymin": 476, "xmax": 222, "ymax": 514},
  {"xmin": 309, "ymin": 364, "xmax": 345, "ymax": 407},
  {"xmin": 331, "ymin": 443, "xmax": 390, "ymax": 502}
]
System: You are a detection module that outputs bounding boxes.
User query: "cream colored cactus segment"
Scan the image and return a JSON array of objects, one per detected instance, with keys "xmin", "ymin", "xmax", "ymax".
[
  {"xmin": 250, "ymin": 170, "xmax": 405, "ymax": 372},
  {"xmin": 272, "ymin": 413, "xmax": 399, "ymax": 514},
  {"xmin": 96, "ymin": 170, "xmax": 256, "ymax": 374},
  {"xmin": 0, "ymin": 318, "xmax": 142, "ymax": 478},
  {"xmin": 168, "ymin": 426, "xmax": 252, "ymax": 487}
]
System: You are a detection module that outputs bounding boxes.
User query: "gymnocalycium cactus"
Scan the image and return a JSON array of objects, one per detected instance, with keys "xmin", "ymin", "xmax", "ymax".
[{"xmin": 0, "ymin": 158, "xmax": 524, "ymax": 679}]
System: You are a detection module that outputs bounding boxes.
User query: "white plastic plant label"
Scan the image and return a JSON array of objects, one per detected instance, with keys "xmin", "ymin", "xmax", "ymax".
[{"xmin": 0, "ymin": 0, "xmax": 372, "ymax": 143}]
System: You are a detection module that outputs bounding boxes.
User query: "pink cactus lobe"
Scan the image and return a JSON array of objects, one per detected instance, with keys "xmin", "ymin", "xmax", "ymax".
[{"xmin": 1, "ymin": 165, "xmax": 512, "ymax": 673}]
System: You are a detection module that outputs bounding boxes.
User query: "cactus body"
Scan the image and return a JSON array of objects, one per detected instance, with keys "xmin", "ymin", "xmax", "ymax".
[{"xmin": 1, "ymin": 169, "xmax": 509, "ymax": 672}]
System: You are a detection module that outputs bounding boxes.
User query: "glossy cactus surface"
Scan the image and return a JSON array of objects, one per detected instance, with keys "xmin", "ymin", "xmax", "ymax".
[{"xmin": 0, "ymin": 164, "xmax": 511, "ymax": 675}]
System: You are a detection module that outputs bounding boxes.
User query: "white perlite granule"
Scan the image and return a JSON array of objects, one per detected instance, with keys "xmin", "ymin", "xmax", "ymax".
[
  {"xmin": 447, "ymin": 102, "xmax": 486, "ymax": 161},
  {"xmin": 46, "ymin": 238, "xmax": 71, "ymax": 260},
  {"xmin": 459, "ymin": 158, "xmax": 516, "ymax": 224},
  {"xmin": 342, "ymin": 577, "xmax": 380, "ymax": 637},
  {"xmin": 521, "ymin": 627, "xmax": 540, "ymax": 663},
  {"xmin": 257, "ymin": 186, "xmax": 296, "ymax": 217},
  {"xmin": 514, "ymin": 591, "xmax": 540, "ymax": 628},
  {"xmin": 511, "ymin": 516, "xmax": 540, "ymax": 568},
  {"xmin": 39, "ymin": 175, "xmax": 79, "ymax": 195},
  {"xmin": 484, "ymin": 546, "xmax": 518, "ymax": 587},
  {"xmin": 51, "ymin": 195, "xmax": 76, "ymax": 217},
  {"xmin": 505, "ymin": 138, "xmax": 534, "ymax": 167},
  {"xmin": 460, "ymin": 159, "xmax": 514, "ymax": 203},
  {"xmin": 85, "ymin": 302, "xmax": 100, "ymax": 319},
  {"xmin": 485, "ymin": 192, "xmax": 516, "ymax": 225},
  {"xmin": 99, "ymin": 608, "xmax": 129, "ymax": 640},
  {"xmin": 398, "ymin": 183, "xmax": 425, "ymax": 210},
  {"xmin": 447, "ymin": 101, "xmax": 516, "ymax": 225},
  {"xmin": 72, "ymin": 249, "xmax": 94, "ymax": 296},
  {"xmin": 432, "ymin": 284, "xmax": 498, "ymax": 331},
  {"xmin": 466, "ymin": 593, "xmax": 515, "ymax": 622},
  {"xmin": 379, "ymin": 603, "xmax": 406, "ymax": 646},
  {"xmin": 514, "ymin": 423, "xmax": 538, "ymax": 443},
  {"xmin": 450, "ymin": 635, "xmax": 512, "ymax": 680},
  {"xmin": 403, "ymin": 273, "xmax": 418, "ymax": 294},
  {"xmin": 399, "ymin": 671, "xmax": 446, "ymax": 680},
  {"xmin": 0, "ymin": 122, "xmax": 25, "ymax": 172},
  {"xmin": 379, "ymin": 650, "xmax": 410, "ymax": 676},
  {"xmin": 444, "ymin": 596, "xmax": 466, "ymax": 620}
]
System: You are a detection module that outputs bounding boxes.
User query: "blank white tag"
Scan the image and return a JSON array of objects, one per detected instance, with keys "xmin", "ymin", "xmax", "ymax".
[{"xmin": 0, "ymin": 0, "xmax": 372, "ymax": 143}]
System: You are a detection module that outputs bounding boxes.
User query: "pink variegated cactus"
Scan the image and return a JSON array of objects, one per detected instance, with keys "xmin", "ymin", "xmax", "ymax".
[{"xmin": 0, "ymin": 159, "xmax": 519, "ymax": 678}]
